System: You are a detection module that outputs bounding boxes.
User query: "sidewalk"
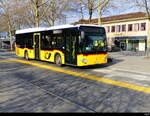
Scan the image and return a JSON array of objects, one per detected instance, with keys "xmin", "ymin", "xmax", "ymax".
[
  {"xmin": 109, "ymin": 51, "xmax": 146, "ymax": 57},
  {"xmin": 0, "ymin": 49, "xmax": 8, "ymax": 52},
  {"xmin": 0, "ymin": 49, "xmax": 15, "ymax": 53},
  {"xmin": 108, "ymin": 52, "xmax": 150, "ymax": 75}
]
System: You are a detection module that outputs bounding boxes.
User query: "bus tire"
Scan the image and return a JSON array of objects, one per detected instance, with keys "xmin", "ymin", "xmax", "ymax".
[
  {"xmin": 24, "ymin": 51, "xmax": 29, "ymax": 60},
  {"xmin": 55, "ymin": 54, "xmax": 62, "ymax": 66}
]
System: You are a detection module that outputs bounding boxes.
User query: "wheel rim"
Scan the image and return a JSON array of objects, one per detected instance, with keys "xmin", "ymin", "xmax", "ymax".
[
  {"xmin": 25, "ymin": 52, "xmax": 28, "ymax": 60},
  {"xmin": 56, "ymin": 55, "xmax": 61, "ymax": 65}
]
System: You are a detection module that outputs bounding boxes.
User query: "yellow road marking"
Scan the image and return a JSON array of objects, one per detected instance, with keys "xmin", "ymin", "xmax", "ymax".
[
  {"xmin": 0, "ymin": 60, "xmax": 17, "ymax": 63},
  {"xmin": 12, "ymin": 59, "xmax": 150, "ymax": 94},
  {"xmin": 1, "ymin": 59, "xmax": 150, "ymax": 94}
]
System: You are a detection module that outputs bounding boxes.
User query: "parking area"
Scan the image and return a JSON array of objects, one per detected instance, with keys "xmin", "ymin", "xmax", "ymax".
[{"xmin": 1, "ymin": 56, "xmax": 150, "ymax": 112}]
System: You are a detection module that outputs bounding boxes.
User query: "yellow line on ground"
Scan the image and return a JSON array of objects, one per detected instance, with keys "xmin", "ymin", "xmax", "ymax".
[
  {"xmin": 8, "ymin": 59, "xmax": 150, "ymax": 94},
  {"xmin": 0, "ymin": 60, "xmax": 17, "ymax": 63}
]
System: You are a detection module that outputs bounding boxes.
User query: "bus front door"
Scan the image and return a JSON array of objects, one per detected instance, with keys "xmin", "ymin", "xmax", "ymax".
[
  {"xmin": 33, "ymin": 33, "xmax": 40, "ymax": 60},
  {"xmin": 65, "ymin": 35, "xmax": 77, "ymax": 65}
]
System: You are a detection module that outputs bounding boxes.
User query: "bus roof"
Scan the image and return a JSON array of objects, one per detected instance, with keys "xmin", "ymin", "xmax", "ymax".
[{"xmin": 15, "ymin": 24, "xmax": 103, "ymax": 34}]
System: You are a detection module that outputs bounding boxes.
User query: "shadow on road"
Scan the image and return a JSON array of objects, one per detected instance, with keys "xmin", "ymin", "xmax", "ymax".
[
  {"xmin": 74, "ymin": 59, "xmax": 124, "ymax": 69},
  {"xmin": 0, "ymin": 49, "xmax": 7, "ymax": 52},
  {"xmin": 17, "ymin": 57, "xmax": 124, "ymax": 71}
]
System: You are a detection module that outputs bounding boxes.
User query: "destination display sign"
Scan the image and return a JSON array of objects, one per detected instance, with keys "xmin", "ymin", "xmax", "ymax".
[
  {"xmin": 80, "ymin": 26, "xmax": 105, "ymax": 34},
  {"xmin": 53, "ymin": 30, "xmax": 63, "ymax": 34}
]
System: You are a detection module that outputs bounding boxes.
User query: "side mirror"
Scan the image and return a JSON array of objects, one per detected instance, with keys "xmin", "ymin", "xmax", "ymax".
[
  {"xmin": 62, "ymin": 46, "xmax": 65, "ymax": 49},
  {"xmin": 79, "ymin": 36, "xmax": 81, "ymax": 44},
  {"xmin": 81, "ymin": 31, "xmax": 85, "ymax": 39}
]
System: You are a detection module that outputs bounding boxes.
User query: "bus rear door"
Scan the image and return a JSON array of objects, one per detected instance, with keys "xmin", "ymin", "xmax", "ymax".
[{"xmin": 33, "ymin": 33, "xmax": 41, "ymax": 60}]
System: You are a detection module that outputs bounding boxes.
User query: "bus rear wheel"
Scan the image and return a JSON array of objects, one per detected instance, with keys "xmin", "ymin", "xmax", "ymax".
[
  {"xmin": 55, "ymin": 54, "xmax": 62, "ymax": 66},
  {"xmin": 24, "ymin": 51, "xmax": 29, "ymax": 60}
]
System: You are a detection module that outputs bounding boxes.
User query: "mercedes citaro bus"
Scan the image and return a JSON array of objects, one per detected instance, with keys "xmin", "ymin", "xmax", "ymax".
[{"xmin": 15, "ymin": 24, "xmax": 108, "ymax": 66}]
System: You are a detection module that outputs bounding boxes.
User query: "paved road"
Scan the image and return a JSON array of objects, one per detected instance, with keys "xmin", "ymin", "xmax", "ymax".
[
  {"xmin": 0, "ymin": 50, "xmax": 18, "ymax": 60},
  {"xmin": 0, "ymin": 51, "xmax": 150, "ymax": 112}
]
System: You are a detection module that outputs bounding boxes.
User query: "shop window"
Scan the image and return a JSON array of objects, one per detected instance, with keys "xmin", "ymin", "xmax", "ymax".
[
  {"xmin": 111, "ymin": 26, "xmax": 115, "ymax": 32},
  {"xmin": 105, "ymin": 26, "xmax": 110, "ymax": 33},
  {"xmin": 128, "ymin": 24, "xmax": 133, "ymax": 31},
  {"xmin": 116, "ymin": 25, "xmax": 121, "ymax": 32},
  {"xmin": 122, "ymin": 25, "xmax": 126, "ymax": 32},
  {"xmin": 127, "ymin": 40, "xmax": 139, "ymax": 52},
  {"xmin": 141, "ymin": 23, "xmax": 146, "ymax": 31},
  {"xmin": 134, "ymin": 23, "xmax": 139, "ymax": 31},
  {"xmin": 114, "ymin": 40, "xmax": 120, "ymax": 47}
]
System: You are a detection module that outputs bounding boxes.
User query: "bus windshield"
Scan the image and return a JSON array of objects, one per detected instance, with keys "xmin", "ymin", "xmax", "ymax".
[
  {"xmin": 83, "ymin": 34, "xmax": 107, "ymax": 52},
  {"xmin": 79, "ymin": 26, "xmax": 107, "ymax": 54}
]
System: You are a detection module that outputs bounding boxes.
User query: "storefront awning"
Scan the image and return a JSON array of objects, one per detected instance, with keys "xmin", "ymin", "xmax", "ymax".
[{"xmin": 115, "ymin": 36, "xmax": 147, "ymax": 40}]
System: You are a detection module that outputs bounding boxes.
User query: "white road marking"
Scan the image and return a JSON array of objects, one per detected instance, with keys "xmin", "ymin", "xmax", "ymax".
[{"xmin": 93, "ymin": 68, "xmax": 150, "ymax": 81}]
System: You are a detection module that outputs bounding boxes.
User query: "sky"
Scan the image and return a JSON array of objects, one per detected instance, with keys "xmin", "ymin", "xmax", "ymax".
[{"xmin": 65, "ymin": 0, "xmax": 143, "ymax": 24}]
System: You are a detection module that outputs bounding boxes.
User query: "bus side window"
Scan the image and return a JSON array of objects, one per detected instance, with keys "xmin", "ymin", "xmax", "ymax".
[
  {"xmin": 56, "ymin": 36, "xmax": 64, "ymax": 49},
  {"xmin": 26, "ymin": 34, "xmax": 33, "ymax": 49},
  {"xmin": 52, "ymin": 37, "xmax": 57, "ymax": 49},
  {"xmin": 20, "ymin": 35, "xmax": 25, "ymax": 48},
  {"xmin": 45, "ymin": 35, "xmax": 52, "ymax": 49},
  {"xmin": 41, "ymin": 35, "xmax": 45, "ymax": 50},
  {"xmin": 16, "ymin": 35, "xmax": 20, "ymax": 47},
  {"xmin": 41, "ymin": 35, "xmax": 52, "ymax": 50}
]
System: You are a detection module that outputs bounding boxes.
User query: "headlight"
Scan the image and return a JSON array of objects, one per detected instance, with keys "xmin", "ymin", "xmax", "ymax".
[
  {"xmin": 104, "ymin": 57, "xmax": 108, "ymax": 61},
  {"xmin": 81, "ymin": 59, "xmax": 88, "ymax": 64}
]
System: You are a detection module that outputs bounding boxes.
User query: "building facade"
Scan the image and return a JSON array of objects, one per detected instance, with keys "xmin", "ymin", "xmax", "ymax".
[
  {"xmin": 0, "ymin": 33, "xmax": 15, "ymax": 49},
  {"xmin": 74, "ymin": 12, "xmax": 150, "ymax": 52}
]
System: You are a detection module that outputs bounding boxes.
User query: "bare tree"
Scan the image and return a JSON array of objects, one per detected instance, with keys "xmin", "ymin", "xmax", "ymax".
[
  {"xmin": 97, "ymin": 0, "xmax": 110, "ymax": 25},
  {"xmin": 87, "ymin": 0, "xmax": 96, "ymax": 21},
  {"xmin": 29, "ymin": 0, "xmax": 49, "ymax": 27},
  {"xmin": 68, "ymin": 0, "xmax": 87, "ymax": 21},
  {"xmin": 42, "ymin": 0, "xmax": 72, "ymax": 26},
  {"xmin": 74, "ymin": 0, "xmax": 86, "ymax": 20},
  {"xmin": 76, "ymin": 0, "xmax": 97, "ymax": 21},
  {"xmin": 79, "ymin": 0, "xmax": 111, "ymax": 23},
  {"xmin": 0, "ymin": 0, "xmax": 26, "ymax": 50},
  {"xmin": 70, "ymin": 0, "xmax": 103, "ymax": 22},
  {"xmin": 43, "ymin": 0, "xmax": 58, "ymax": 26},
  {"xmin": 24, "ymin": 0, "xmax": 72, "ymax": 27},
  {"xmin": 79, "ymin": 0, "xmax": 85, "ymax": 20}
]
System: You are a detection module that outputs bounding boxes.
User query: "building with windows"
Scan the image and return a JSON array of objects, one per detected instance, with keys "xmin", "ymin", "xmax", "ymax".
[
  {"xmin": 0, "ymin": 33, "xmax": 8, "ymax": 49},
  {"xmin": 74, "ymin": 12, "xmax": 150, "ymax": 52},
  {"xmin": 0, "ymin": 33, "xmax": 15, "ymax": 49}
]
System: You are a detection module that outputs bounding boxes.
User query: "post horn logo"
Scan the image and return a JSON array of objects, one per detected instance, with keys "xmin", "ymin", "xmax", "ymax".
[{"xmin": 45, "ymin": 52, "xmax": 51, "ymax": 59}]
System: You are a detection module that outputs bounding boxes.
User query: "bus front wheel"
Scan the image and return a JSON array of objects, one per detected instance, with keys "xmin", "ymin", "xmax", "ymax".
[{"xmin": 55, "ymin": 54, "xmax": 62, "ymax": 66}]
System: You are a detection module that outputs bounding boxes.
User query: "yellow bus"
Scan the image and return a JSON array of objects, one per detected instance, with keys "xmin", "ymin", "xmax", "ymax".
[{"xmin": 15, "ymin": 24, "xmax": 108, "ymax": 66}]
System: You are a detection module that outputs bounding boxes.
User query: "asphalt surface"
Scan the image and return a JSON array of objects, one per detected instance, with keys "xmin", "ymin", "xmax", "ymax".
[{"xmin": 0, "ymin": 50, "xmax": 150, "ymax": 112}]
